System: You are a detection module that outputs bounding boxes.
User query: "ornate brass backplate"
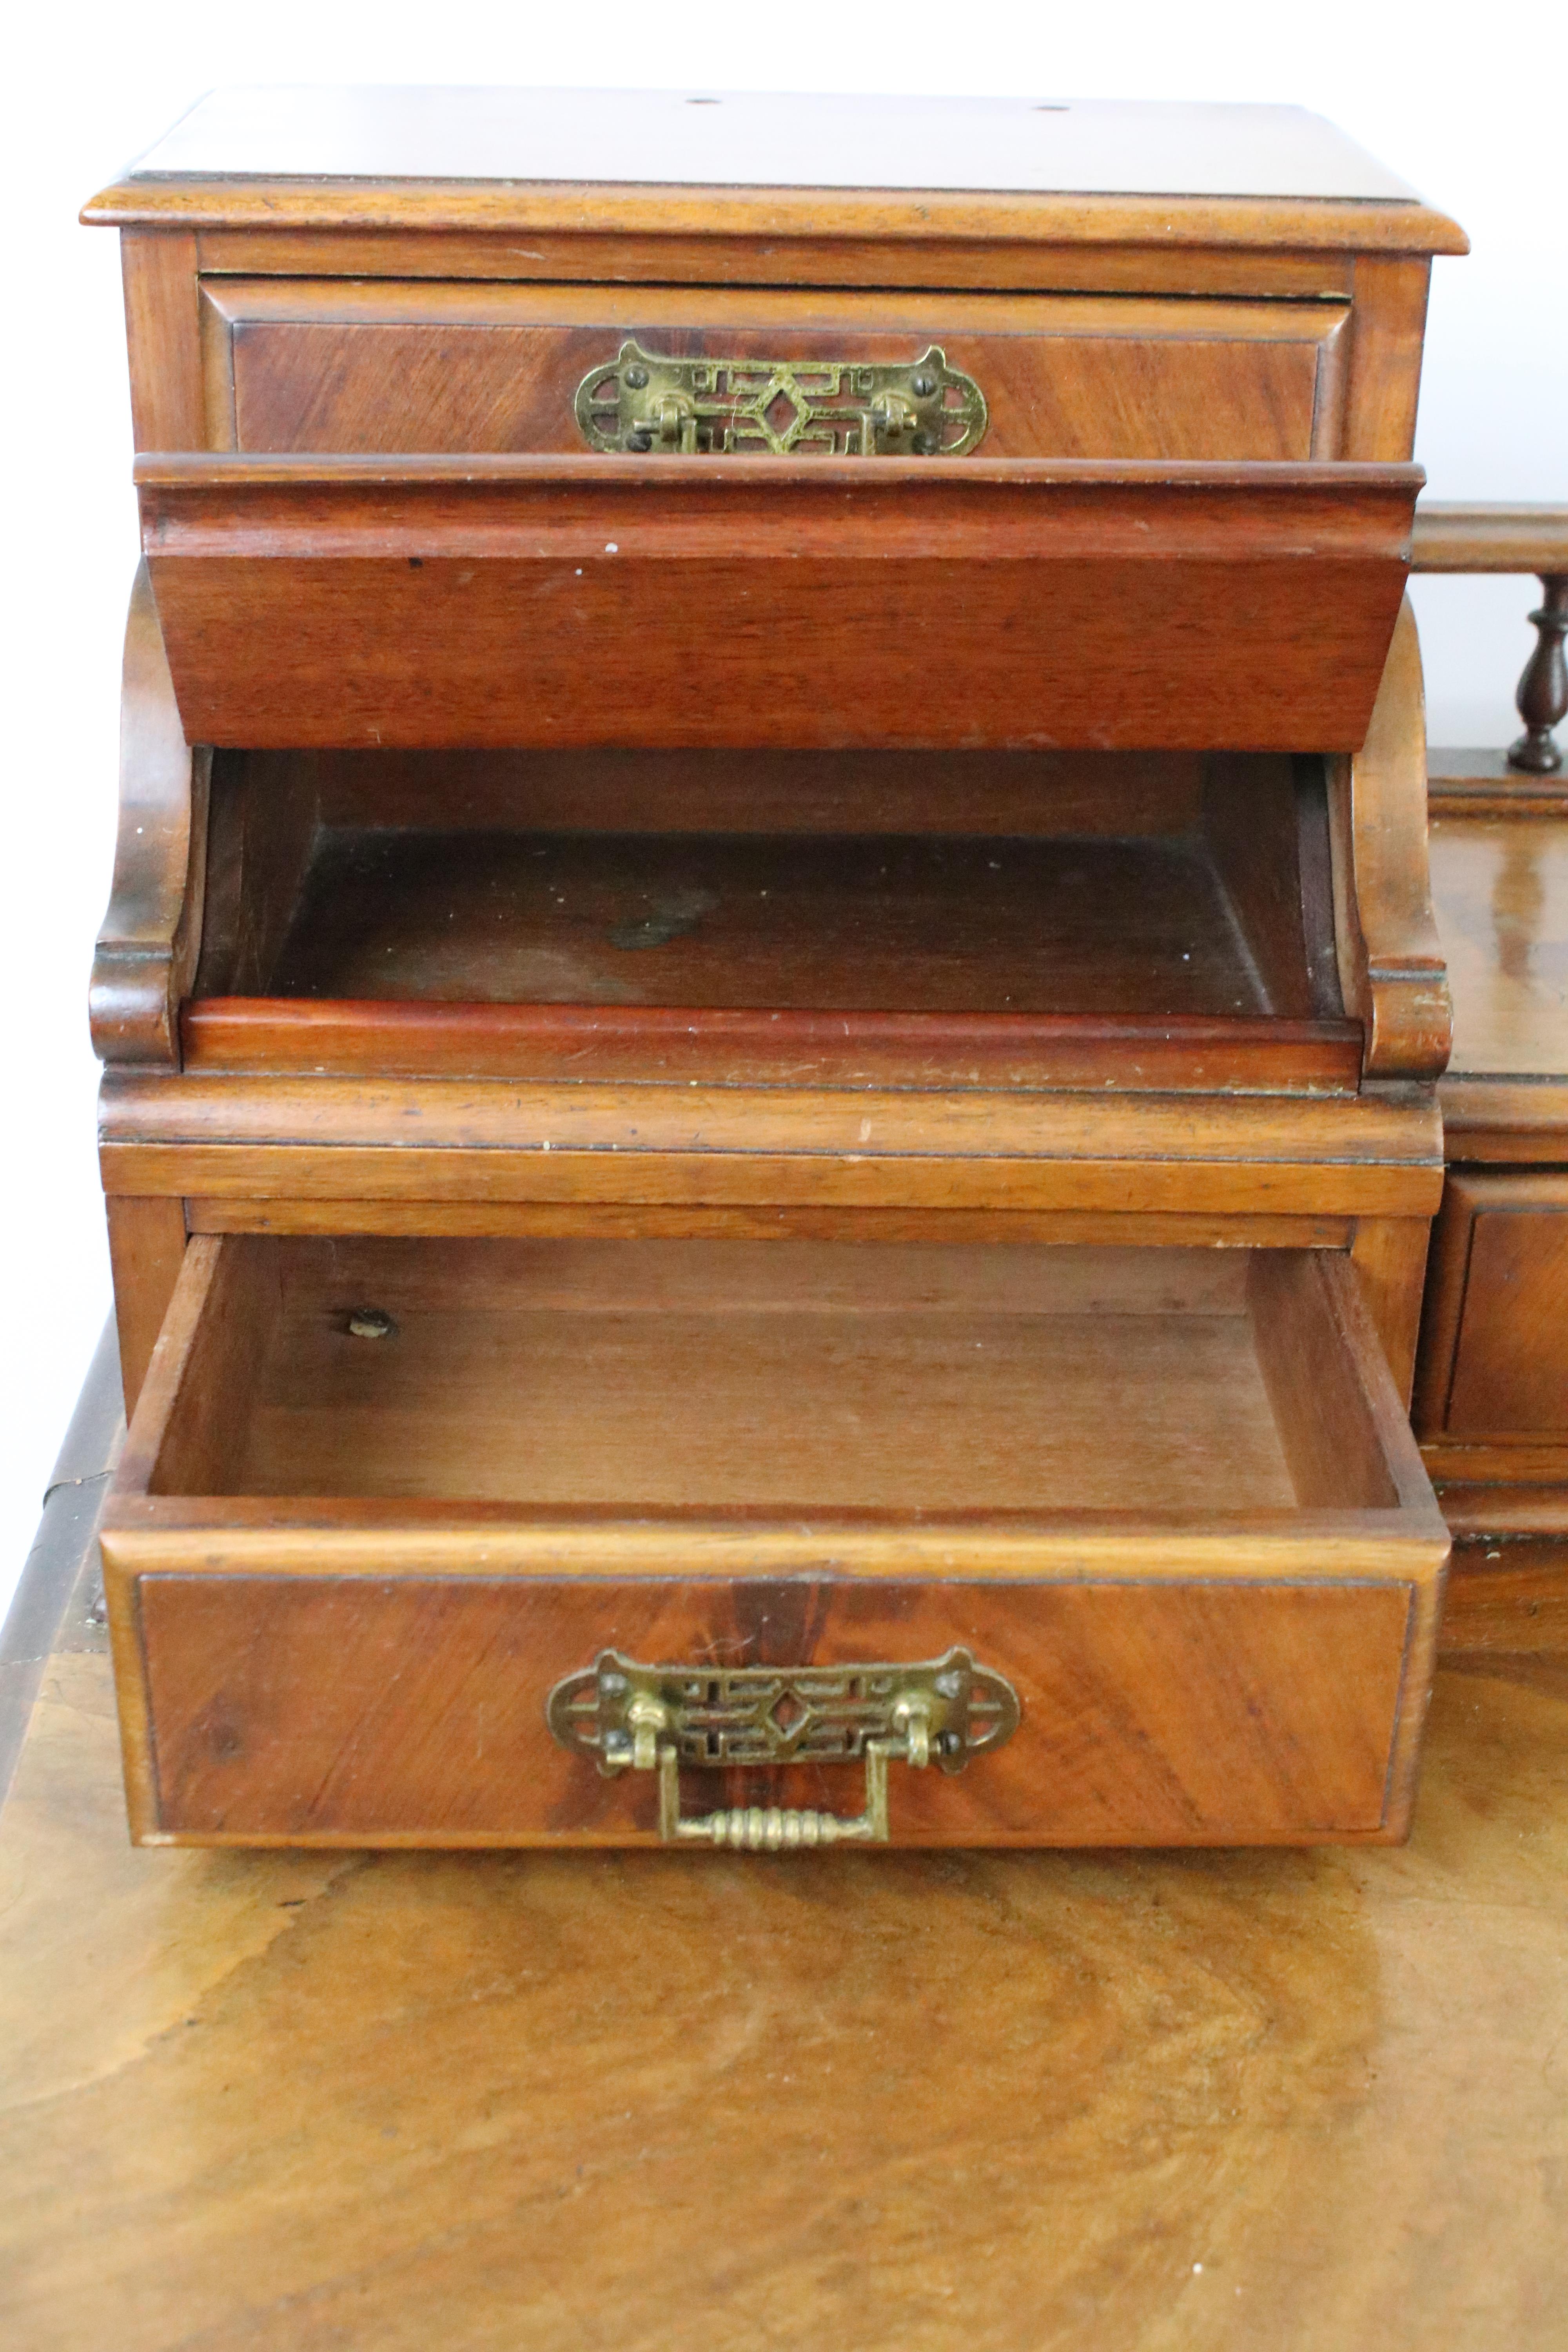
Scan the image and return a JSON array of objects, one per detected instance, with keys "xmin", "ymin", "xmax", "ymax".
[
  {"xmin": 546, "ymin": 1648, "xmax": 1020, "ymax": 1848},
  {"xmin": 574, "ymin": 340, "xmax": 989, "ymax": 457}
]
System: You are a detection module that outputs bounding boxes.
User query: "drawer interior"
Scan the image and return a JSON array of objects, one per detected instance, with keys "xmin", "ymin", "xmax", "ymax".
[
  {"xmin": 139, "ymin": 1237, "xmax": 1404, "ymax": 1517},
  {"xmin": 185, "ymin": 746, "xmax": 1356, "ymax": 1091},
  {"xmin": 105, "ymin": 1235, "xmax": 1447, "ymax": 1848}
]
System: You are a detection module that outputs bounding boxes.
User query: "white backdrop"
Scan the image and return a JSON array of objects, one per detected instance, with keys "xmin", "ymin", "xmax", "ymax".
[{"xmin": 2, "ymin": 0, "xmax": 1564, "ymax": 1619}]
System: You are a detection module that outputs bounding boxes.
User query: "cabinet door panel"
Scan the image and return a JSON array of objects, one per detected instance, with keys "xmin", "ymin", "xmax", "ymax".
[
  {"xmin": 1417, "ymin": 1173, "xmax": 1568, "ymax": 1443},
  {"xmin": 1448, "ymin": 1203, "xmax": 1568, "ymax": 1436}
]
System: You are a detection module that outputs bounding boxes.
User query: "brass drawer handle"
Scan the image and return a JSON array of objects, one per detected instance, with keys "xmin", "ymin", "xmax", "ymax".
[
  {"xmin": 574, "ymin": 340, "xmax": 989, "ymax": 458},
  {"xmin": 657, "ymin": 1739, "xmax": 893, "ymax": 1847},
  {"xmin": 547, "ymin": 1647, "xmax": 1020, "ymax": 1847}
]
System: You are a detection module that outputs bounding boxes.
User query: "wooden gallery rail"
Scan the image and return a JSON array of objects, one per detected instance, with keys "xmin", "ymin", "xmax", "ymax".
[
  {"xmin": 1409, "ymin": 504, "xmax": 1568, "ymax": 1650},
  {"xmin": 1412, "ymin": 504, "xmax": 1568, "ymax": 798}
]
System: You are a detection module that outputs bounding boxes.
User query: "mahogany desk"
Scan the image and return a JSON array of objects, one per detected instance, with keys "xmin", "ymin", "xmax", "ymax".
[{"xmin": 2, "ymin": 1351, "xmax": 1564, "ymax": 2351}]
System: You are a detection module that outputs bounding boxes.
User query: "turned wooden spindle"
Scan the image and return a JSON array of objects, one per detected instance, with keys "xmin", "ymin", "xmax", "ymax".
[
  {"xmin": 1507, "ymin": 573, "xmax": 1568, "ymax": 773},
  {"xmin": 1411, "ymin": 509, "xmax": 1568, "ymax": 807}
]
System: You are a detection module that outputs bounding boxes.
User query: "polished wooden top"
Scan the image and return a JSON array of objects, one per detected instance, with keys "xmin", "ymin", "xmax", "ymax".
[
  {"xmin": 2, "ymin": 1590, "xmax": 1564, "ymax": 2343},
  {"xmin": 2, "ymin": 1335, "xmax": 1560, "ymax": 2334},
  {"xmin": 1431, "ymin": 813, "xmax": 1568, "ymax": 1076},
  {"xmin": 83, "ymin": 87, "xmax": 1466, "ymax": 250},
  {"xmin": 117, "ymin": 87, "xmax": 1426, "ymax": 197}
]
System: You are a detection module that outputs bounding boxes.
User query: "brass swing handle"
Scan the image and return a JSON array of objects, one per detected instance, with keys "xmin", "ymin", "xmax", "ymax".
[
  {"xmin": 656, "ymin": 1735, "xmax": 897, "ymax": 1848},
  {"xmin": 574, "ymin": 340, "xmax": 989, "ymax": 458},
  {"xmin": 546, "ymin": 1647, "xmax": 1021, "ymax": 1849}
]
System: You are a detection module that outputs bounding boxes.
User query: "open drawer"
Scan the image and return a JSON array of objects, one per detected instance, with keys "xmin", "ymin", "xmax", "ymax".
[
  {"xmin": 136, "ymin": 454, "xmax": 1419, "ymax": 752},
  {"xmin": 182, "ymin": 741, "xmax": 1359, "ymax": 1094},
  {"xmin": 100, "ymin": 1234, "xmax": 1448, "ymax": 1849}
]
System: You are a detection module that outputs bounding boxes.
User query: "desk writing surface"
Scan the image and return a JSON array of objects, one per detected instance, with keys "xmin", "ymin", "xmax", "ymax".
[
  {"xmin": 1, "ymin": 1609, "xmax": 1564, "ymax": 2349},
  {"xmin": 1432, "ymin": 812, "xmax": 1568, "ymax": 1076},
  {"xmin": 123, "ymin": 88, "xmax": 1421, "ymax": 200}
]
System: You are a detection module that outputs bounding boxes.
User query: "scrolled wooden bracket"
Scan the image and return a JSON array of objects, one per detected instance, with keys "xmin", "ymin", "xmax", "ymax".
[
  {"xmin": 90, "ymin": 562, "xmax": 209, "ymax": 1067},
  {"xmin": 1326, "ymin": 594, "xmax": 1452, "ymax": 1078}
]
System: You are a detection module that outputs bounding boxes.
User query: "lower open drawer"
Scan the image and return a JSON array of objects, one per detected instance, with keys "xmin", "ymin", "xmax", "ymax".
[{"xmin": 101, "ymin": 1236, "xmax": 1448, "ymax": 1849}]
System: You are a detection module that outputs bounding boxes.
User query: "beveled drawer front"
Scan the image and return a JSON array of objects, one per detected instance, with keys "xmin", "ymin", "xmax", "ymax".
[
  {"xmin": 198, "ymin": 282, "xmax": 1350, "ymax": 461},
  {"xmin": 101, "ymin": 1234, "xmax": 1448, "ymax": 1849},
  {"xmin": 136, "ymin": 454, "xmax": 1420, "ymax": 752}
]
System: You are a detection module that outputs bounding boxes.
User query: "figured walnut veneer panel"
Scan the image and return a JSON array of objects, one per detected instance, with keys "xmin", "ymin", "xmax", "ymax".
[
  {"xmin": 1447, "ymin": 1210, "xmax": 1568, "ymax": 1438},
  {"xmin": 208, "ymin": 285, "xmax": 1341, "ymax": 461},
  {"xmin": 135, "ymin": 1573, "xmax": 1412, "ymax": 1844}
]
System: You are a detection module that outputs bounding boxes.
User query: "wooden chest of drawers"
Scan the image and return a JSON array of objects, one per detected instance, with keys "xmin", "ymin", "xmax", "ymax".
[{"xmin": 83, "ymin": 89, "xmax": 1467, "ymax": 1849}]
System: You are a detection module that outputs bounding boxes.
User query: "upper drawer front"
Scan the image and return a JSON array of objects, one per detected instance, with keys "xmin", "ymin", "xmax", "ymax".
[{"xmin": 200, "ymin": 282, "xmax": 1350, "ymax": 462}]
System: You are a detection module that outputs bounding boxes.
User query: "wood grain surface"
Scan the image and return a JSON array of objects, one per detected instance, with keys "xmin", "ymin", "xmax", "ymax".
[
  {"xmin": 183, "ymin": 744, "xmax": 1354, "ymax": 1090},
  {"xmin": 201, "ymin": 281, "xmax": 1345, "ymax": 461},
  {"xmin": 1416, "ymin": 796, "xmax": 1568, "ymax": 1619},
  {"xmin": 181, "ymin": 1002, "xmax": 1365, "ymax": 1094},
  {"xmin": 136, "ymin": 456, "xmax": 1419, "ymax": 752},
  {"xmin": 201, "ymin": 741, "xmax": 1212, "ymax": 839},
  {"xmin": 96, "ymin": 1069, "xmax": 1445, "ymax": 1223},
  {"xmin": 125, "ymin": 1237, "xmax": 1312, "ymax": 1510},
  {"xmin": 130, "ymin": 1573, "xmax": 1413, "ymax": 1846},
  {"xmin": 103, "ymin": 1197, "xmax": 187, "ymax": 1415},
  {"xmin": 96, "ymin": 1235, "xmax": 1445, "ymax": 1848},
  {"xmin": 83, "ymin": 169, "xmax": 1470, "ymax": 252},
  {"xmin": 217, "ymin": 828, "xmax": 1311, "ymax": 1017},
  {"xmin": 1417, "ymin": 1174, "xmax": 1568, "ymax": 1443},
  {"xmin": 0, "ymin": 1630, "xmax": 1560, "ymax": 2350},
  {"xmin": 195, "ymin": 229, "xmax": 1374, "ymax": 305},
  {"xmin": 117, "ymin": 231, "xmax": 203, "ymax": 450},
  {"xmin": 1429, "ymin": 813, "xmax": 1568, "ymax": 1078}
]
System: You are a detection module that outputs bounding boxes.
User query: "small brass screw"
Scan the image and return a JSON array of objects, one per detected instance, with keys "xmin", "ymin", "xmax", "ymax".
[
  {"xmin": 623, "ymin": 363, "xmax": 650, "ymax": 389},
  {"xmin": 347, "ymin": 1308, "xmax": 397, "ymax": 1340},
  {"xmin": 911, "ymin": 371, "xmax": 938, "ymax": 398}
]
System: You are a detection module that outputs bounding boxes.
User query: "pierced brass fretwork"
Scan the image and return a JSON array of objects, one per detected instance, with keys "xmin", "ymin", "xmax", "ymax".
[
  {"xmin": 546, "ymin": 1648, "xmax": 1020, "ymax": 1847},
  {"xmin": 574, "ymin": 340, "xmax": 989, "ymax": 457}
]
